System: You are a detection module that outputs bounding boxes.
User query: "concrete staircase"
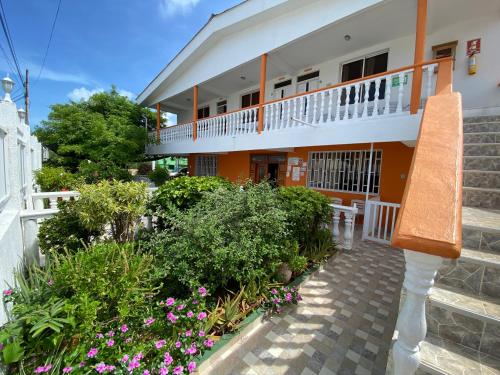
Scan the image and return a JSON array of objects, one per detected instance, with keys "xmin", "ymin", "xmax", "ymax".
[{"xmin": 418, "ymin": 116, "xmax": 500, "ymax": 374}]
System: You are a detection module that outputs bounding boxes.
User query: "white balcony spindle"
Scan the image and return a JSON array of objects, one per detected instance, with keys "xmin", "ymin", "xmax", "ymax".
[
  {"xmin": 353, "ymin": 84, "xmax": 360, "ymax": 119},
  {"xmin": 319, "ymin": 91, "xmax": 326, "ymax": 124},
  {"xmin": 384, "ymin": 76, "xmax": 392, "ymax": 115},
  {"xmin": 49, "ymin": 197, "xmax": 58, "ymax": 209},
  {"xmin": 361, "ymin": 82, "xmax": 370, "ymax": 118},
  {"xmin": 373, "ymin": 78, "xmax": 381, "ymax": 116},
  {"xmin": 264, "ymin": 105, "xmax": 269, "ymax": 131},
  {"xmin": 313, "ymin": 93, "xmax": 319, "ymax": 123},
  {"xmin": 397, "ymin": 72, "xmax": 404, "ymax": 113},
  {"xmin": 299, "ymin": 96, "xmax": 304, "ymax": 123},
  {"xmin": 393, "ymin": 250, "xmax": 443, "ymax": 374},
  {"xmin": 332, "ymin": 208, "xmax": 340, "ymax": 240},
  {"xmin": 426, "ymin": 66, "xmax": 433, "ymax": 99},
  {"xmin": 343, "ymin": 210, "xmax": 354, "ymax": 250},
  {"xmin": 336, "ymin": 88, "xmax": 341, "ymax": 121}
]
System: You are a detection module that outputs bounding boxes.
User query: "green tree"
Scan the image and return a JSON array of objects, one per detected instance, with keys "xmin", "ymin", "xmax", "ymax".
[{"xmin": 34, "ymin": 87, "xmax": 160, "ymax": 172}]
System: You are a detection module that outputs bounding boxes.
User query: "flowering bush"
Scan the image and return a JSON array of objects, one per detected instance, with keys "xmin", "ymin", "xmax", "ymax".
[
  {"xmin": 55, "ymin": 287, "xmax": 212, "ymax": 374},
  {"xmin": 264, "ymin": 286, "xmax": 302, "ymax": 315}
]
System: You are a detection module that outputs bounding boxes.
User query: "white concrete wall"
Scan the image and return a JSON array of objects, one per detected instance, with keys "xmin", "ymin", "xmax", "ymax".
[
  {"xmin": 0, "ymin": 95, "xmax": 42, "ymax": 325},
  {"xmin": 174, "ymin": 13, "xmax": 499, "ymax": 124}
]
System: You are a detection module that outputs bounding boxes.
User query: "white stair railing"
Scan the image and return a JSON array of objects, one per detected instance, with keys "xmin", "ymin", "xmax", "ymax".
[
  {"xmin": 330, "ymin": 204, "xmax": 358, "ymax": 250},
  {"xmin": 362, "ymin": 199, "xmax": 400, "ymax": 244}
]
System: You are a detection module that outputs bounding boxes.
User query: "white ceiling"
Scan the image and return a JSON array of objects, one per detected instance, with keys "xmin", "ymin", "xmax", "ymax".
[{"xmin": 162, "ymin": 0, "xmax": 500, "ymax": 112}]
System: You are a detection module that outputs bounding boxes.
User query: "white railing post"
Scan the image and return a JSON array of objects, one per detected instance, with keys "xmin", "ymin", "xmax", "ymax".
[
  {"xmin": 343, "ymin": 209, "xmax": 354, "ymax": 250},
  {"xmin": 22, "ymin": 218, "xmax": 40, "ymax": 266},
  {"xmin": 332, "ymin": 207, "xmax": 340, "ymax": 240},
  {"xmin": 392, "ymin": 250, "xmax": 443, "ymax": 374}
]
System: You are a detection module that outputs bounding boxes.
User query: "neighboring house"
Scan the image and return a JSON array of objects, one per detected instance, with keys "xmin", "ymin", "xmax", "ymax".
[
  {"xmin": 0, "ymin": 76, "xmax": 42, "ymax": 325},
  {"xmin": 138, "ymin": 0, "xmax": 500, "ymax": 373}
]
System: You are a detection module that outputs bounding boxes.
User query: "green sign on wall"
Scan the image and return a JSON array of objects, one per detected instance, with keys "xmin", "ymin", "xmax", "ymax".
[{"xmin": 391, "ymin": 74, "xmax": 409, "ymax": 87}]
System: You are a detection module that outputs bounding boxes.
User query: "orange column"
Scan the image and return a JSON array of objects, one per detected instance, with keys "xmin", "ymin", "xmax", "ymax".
[
  {"xmin": 436, "ymin": 59, "xmax": 453, "ymax": 95},
  {"xmin": 156, "ymin": 103, "xmax": 161, "ymax": 142},
  {"xmin": 193, "ymin": 85, "xmax": 198, "ymax": 141},
  {"xmin": 258, "ymin": 53, "xmax": 267, "ymax": 134},
  {"xmin": 409, "ymin": 0, "xmax": 428, "ymax": 114}
]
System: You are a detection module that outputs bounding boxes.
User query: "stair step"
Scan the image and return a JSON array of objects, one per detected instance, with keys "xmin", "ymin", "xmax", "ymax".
[
  {"xmin": 464, "ymin": 132, "xmax": 500, "ymax": 144},
  {"xmin": 419, "ymin": 334, "xmax": 500, "ymax": 375},
  {"xmin": 463, "ymin": 187, "xmax": 500, "ymax": 210},
  {"xmin": 462, "ymin": 207, "xmax": 500, "ymax": 252},
  {"xmin": 464, "ymin": 170, "xmax": 500, "ymax": 189},
  {"xmin": 464, "ymin": 156, "xmax": 500, "ymax": 171},
  {"xmin": 464, "ymin": 143, "xmax": 500, "ymax": 157},
  {"xmin": 436, "ymin": 248, "xmax": 500, "ymax": 299},
  {"xmin": 464, "ymin": 116, "xmax": 500, "ymax": 124},
  {"xmin": 464, "ymin": 122, "xmax": 500, "ymax": 133},
  {"xmin": 427, "ymin": 286, "xmax": 500, "ymax": 356}
]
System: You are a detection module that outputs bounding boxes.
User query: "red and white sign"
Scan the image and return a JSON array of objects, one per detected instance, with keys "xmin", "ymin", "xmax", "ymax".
[{"xmin": 467, "ymin": 38, "xmax": 481, "ymax": 55}]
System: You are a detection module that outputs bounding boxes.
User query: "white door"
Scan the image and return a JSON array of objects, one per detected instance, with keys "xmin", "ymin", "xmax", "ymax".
[{"xmin": 273, "ymin": 82, "xmax": 293, "ymax": 124}]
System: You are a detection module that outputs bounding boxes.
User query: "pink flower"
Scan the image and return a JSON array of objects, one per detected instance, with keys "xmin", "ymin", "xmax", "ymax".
[
  {"xmin": 192, "ymin": 299, "xmax": 199, "ymax": 305},
  {"xmin": 34, "ymin": 364, "xmax": 52, "ymax": 373},
  {"xmin": 186, "ymin": 311, "xmax": 194, "ymax": 318},
  {"xmin": 271, "ymin": 288, "xmax": 278, "ymax": 295},
  {"xmin": 121, "ymin": 324, "xmax": 128, "ymax": 333},
  {"xmin": 106, "ymin": 339, "xmax": 114, "ymax": 347},
  {"xmin": 175, "ymin": 341, "xmax": 181, "ymax": 348},
  {"xmin": 198, "ymin": 287, "xmax": 207, "ymax": 297},
  {"xmin": 47, "ymin": 279, "xmax": 54, "ymax": 286},
  {"xmin": 203, "ymin": 339, "xmax": 214, "ymax": 348},
  {"xmin": 164, "ymin": 352, "xmax": 173, "ymax": 366},
  {"xmin": 96, "ymin": 363, "xmax": 107, "ymax": 374},
  {"xmin": 63, "ymin": 367, "xmax": 73, "ymax": 373},
  {"xmin": 198, "ymin": 330, "xmax": 205, "ymax": 337},
  {"xmin": 173, "ymin": 366, "xmax": 184, "ymax": 375},
  {"xmin": 177, "ymin": 304, "xmax": 185, "ymax": 311},
  {"xmin": 167, "ymin": 312, "xmax": 178, "ymax": 323},
  {"xmin": 128, "ymin": 359, "xmax": 140, "ymax": 372},
  {"xmin": 87, "ymin": 348, "xmax": 98, "ymax": 358},
  {"xmin": 143, "ymin": 371, "xmax": 151, "ymax": 375},
  {"xmin": 125, "ymin": 338, "xmax": 132, "ymax": 344},
  {"xmin": 188, "ymin": 362, "xmax": 197, "ymax": 373},
  {"xmin": 197, "ymin": 311, "xmax": 207, "ymax": 320},
  {"xmin": 155, "ymin": 339, "xmax": 166, "ymax": 349},
  {"xmin": 79, "ymin": 362, "xmax": 86, "ymax": 368},
  {"xmin": 2, "ymin": 289, "xmax": 12, "ymax": 296},
  {"xmin": 184, "ymin": 344, "xmax": 197, "ymax": 355},
  {"xmin": 96, "ymin": 333, "xmax": 104, "ymax": 339},
  {"xmin": 166, "ymin": 297, "xmax": 175, "ymax": 306},
  {"xmin": 185, "ymin": 330, "xmax": 192, "ymax": 337},
  {"xmin": 106, "ymin": 365, "xmax": 116, "ymax": 372},
  {"xmin": 285, "ymin": 293, "xmax": 292, "ymax": 302},
  {"xmin": 134, "ymin": 352, "xmax": 144, "ymax": 361},
  {"xmin": 121, "ymin": 354, "xmax": 129, "ymax": 363},
  {"xmin": 144, "ymin": 317, "xmax": 155, "ymax": 326},
  {"xmin": 107, "ymin": 330, "xmax": 115, "ymax": 337},
  {"xmin": 297, "ymin": 294, "xmax": 302, "ymax": 301},
  {"xmin": 159, "ymin": 368, "xmax": 169, "ymax": 375}
]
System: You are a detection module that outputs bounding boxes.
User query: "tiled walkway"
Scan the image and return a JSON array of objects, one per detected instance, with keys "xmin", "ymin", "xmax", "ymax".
[{"xmin": 206, "ymin": 240, "xmax": 405, "ymax": 375}]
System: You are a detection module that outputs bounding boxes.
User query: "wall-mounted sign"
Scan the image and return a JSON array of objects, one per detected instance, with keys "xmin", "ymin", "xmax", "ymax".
[
  {"xmin": 391, "ymin": 74, "xmax": 408, "ymax": 87},
  {"xmin": 467, "ymin": 38, "xmax": 481, "ymax": 55}
]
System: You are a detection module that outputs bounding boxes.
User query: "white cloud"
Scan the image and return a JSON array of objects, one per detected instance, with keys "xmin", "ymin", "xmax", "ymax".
[
  {"xmin": 68, "ymin": 87, "xmax": 135, "ymax": 102},
  {"xmin": 163, "ymin": 112, "xmax": 177, "ymax": 125},
  {"xmin": 68, "ymin": 87, "xmax": 104, "ymax": 102},
  {"xmin": 159, "ymin": 0, "xmax": 201, "ymax": 17}
]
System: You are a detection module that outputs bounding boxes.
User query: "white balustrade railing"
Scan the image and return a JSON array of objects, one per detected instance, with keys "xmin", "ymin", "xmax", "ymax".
[
  {"xmin": 362, "ymin": 199, "xmax": 400, "ymax": 244},
  {"xmin": 196, "ymin": 106, "xmax": 259, "ymax": 139},
  {"xmin": 150, "ymin": 64, "xmax": 438, "ymax": 145},
  {"xmin": 32, "ymin": 191, "xmax": 80, "ymax": 210},
  {"xmin": 330, "ymin": 204, "xmax": 358, "ymax": 250}
]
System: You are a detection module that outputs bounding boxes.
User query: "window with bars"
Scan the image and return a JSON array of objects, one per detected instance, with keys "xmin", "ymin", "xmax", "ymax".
[
  {"xmin": 0, "ymin": 131, "xmax": 7, "ymax": 205},
  {"xmin": 307, "ymin": 150, "xmax": 382, "ymax": 194},
  {"xmin": 195, "ymin": 155, "xmax": 218, "ymax": 176}
]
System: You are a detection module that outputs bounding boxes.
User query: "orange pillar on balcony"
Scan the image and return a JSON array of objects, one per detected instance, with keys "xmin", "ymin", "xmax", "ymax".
[
  {"xmin": 410, "ymin": 0, "xmax": 428, "ymax": 114},
  {"xmin": 258, "ymin": 53, "xmax": 267, "ymax": 133},
  {"xmin": 156, "ymin": 103, "xmax": 161, "ymax": 142},
  {"xmin": 193, "ymin": 85, "xmax": 198, "ymax": 141}
]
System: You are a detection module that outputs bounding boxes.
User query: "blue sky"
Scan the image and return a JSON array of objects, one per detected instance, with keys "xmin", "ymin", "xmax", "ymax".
[{"xmin": 1, "ymin": 0, "xmax": 241, "ymax": 128}]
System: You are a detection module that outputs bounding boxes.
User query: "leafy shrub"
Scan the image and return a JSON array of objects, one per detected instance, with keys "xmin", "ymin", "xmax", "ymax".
[
  {"xmin": 148, "ymin": 168, "xmax": 170, "ymax": 187},
  {"xmin": 286, "ymin": 242, "xmax": 308, "ymax": 275},
  {"xmin": 78, "ymin": 160, "xmax": 132, "ymax": 184},
  {"xmin": 278, "ymin": 186, "xmax": 332, "ymax": 246},
  {"xmin": 144, "ymin": 183, "xmax": 289, "ymax": 293},
  {"xmin": 75, "ymin": 180, "xmax": 148, "ymax": 242},
  {"xmin": 151, "ymin": 175, "xmax": 230, "ymax": 211},
  {"xmin": 38, "ymin": 200, "xmax": 102, "ymax": 254},
  {"xmin": 137, "ymin": 162, "xmax": 153, "ymax": 176},
  {"xmin": 302, "ymin": 228, "xmax": 337, "ymax": 262},
  {"xmin": 34, "ymin": 166, "xmax": 81, "ymax": 191}
]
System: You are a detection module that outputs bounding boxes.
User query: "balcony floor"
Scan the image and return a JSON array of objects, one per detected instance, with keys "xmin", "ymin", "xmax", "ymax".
[{"xmin": 202, "ymin": 234, "xmax": 405, "ymax": 375}]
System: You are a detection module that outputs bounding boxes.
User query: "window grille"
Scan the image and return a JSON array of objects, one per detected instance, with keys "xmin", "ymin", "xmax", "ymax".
[
  {"xmin": 307, "ymin": 150, "xmax": 382, "ymax": 194},
  {"xmin": 195, "ymin": 155, "xmax": 218, "ymax": 176}
]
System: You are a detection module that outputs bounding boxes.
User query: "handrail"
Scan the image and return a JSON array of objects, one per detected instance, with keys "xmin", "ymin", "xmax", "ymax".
[
  {"xmin": 392, "ymin": 58, "xmax": 462, "ymax": 258},
  {"xmin": 196, "ymin": 104, "xmax": 260, "ymax": 122}
]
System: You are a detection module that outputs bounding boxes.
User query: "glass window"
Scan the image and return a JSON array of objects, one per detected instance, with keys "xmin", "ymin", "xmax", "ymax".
[
  {"xmin": 195, "ymin": 155, "xmax": 218, "ymax": 176},
  {"xmin": 216, "ymin": 100, "xmax": 227, "ymax": 114},
  {"xmin": 197, "ymin": 106, "xmax": 210, "ymax": 119},
  {"xmin": 241, "ymin": 91, "xmax": 260, "ymax": 108}
]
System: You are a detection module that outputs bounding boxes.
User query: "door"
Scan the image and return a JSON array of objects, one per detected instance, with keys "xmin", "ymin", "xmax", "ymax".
[
  {"xmin": 341, "ymin": 52, "xmax": 388, "ymax": 105},
  {"xmin": 297, "ymin": 71, "xmax": 320, "ymax": 118},
  {"xmin": 250, "ymin": 154, "xmax": 287, "ymax": 186},
  {"xmin": 273, "ymin": 80, "xmax": 293, "ymax": 122}
]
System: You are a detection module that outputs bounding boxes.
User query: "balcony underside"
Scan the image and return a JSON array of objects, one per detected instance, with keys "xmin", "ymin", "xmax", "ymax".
[{"xmin": 147, "ymin": 113, "xmax": 420, "ymax": 155}]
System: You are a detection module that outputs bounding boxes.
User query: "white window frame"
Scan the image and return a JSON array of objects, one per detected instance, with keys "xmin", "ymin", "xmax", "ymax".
[
  {"xmin": 338, "ymin": 48, "xmax": 390, "ymax": 82},
  {"xmin": 307, "ymin": 150, "xmax": 382, "ymax": 194},
  {"xmin": 195, "ymin": 155, "xmax": 218, "ymax": 177},
  {"xmin": 0, "ymin": 130, "xmax": 8, "ymax": 210}
]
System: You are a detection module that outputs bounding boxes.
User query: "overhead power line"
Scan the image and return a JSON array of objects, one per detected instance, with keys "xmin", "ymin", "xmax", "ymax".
[
  {"xmin": 34, "ymin": 0, "xmax": 62, "ymax": 85},
  {"xmin": 0, "ymin": 0, "xmax": 24, "ymax": 86}
]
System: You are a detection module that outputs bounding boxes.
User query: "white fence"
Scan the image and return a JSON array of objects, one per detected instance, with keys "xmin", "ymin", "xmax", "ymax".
[
  {"xmin": 362, "ymin": 199, "xmax": 401, "ymax": 244},
  {"xmin": 331, "ymin": 204, "xmax": 358, "ymax": 250}
]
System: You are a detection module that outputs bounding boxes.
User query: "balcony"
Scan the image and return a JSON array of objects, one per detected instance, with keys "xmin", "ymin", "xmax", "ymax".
[{"xmin": 147, "ymin": 60, "xmax": 439, "ymax": 155}]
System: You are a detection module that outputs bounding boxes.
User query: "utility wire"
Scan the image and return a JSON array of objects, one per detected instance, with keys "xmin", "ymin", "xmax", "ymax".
[
  {"xmin": 34, "ymin": 0, "xmax": 62, "ymax": 85},
  {"xmin": 0, "ymin": 0, "xmax": 24, "ymax": 86},
  {"xmin": 0, "ymin": 40, "xmax": 20, "ymax": 85}
]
